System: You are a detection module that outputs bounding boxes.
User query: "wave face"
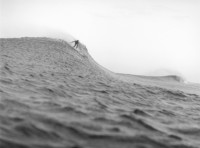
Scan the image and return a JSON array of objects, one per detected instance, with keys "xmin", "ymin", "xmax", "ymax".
[{"xmin": 0, "ymin": 37, "xmax": 200, "ymax": 148}]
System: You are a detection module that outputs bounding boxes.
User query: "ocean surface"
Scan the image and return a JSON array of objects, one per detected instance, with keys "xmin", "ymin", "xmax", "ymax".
[{"xmin": 0, "ymin": 37, "xmax": 200, "ymax": 148}]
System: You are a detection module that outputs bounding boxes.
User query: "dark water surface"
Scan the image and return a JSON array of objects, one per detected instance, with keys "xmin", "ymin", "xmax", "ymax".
[{"xmin": 0, "ymin": 38, "xmax": 200, "ymax": 148}]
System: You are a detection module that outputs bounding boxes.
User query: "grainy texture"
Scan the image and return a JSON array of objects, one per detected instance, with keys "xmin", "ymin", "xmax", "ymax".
[{"xmin": 0, "ymin": 37, "xmax": 200, "ymax": 148}]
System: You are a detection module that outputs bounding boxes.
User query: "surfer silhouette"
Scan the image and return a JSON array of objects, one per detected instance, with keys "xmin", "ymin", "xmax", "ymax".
[{"xmin": 71, "ymin": 40, "xmax": 79, "ymax": 49}]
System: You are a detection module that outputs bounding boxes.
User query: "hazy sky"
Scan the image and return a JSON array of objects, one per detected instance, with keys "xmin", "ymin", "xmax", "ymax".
[{"xmin": 1, "ymin": 0, "xmax": 200, "ymax": 83}]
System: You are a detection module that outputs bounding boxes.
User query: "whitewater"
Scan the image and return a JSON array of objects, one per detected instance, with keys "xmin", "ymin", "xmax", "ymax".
[{"xmin": 0, "ymin": 37, "xmax": 200, "ymax": 148}]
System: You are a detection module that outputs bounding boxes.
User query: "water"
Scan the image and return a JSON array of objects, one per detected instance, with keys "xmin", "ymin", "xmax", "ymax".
[{"xmin": 0, "ymin": 38, "xmax": 200, "ymax": 148}]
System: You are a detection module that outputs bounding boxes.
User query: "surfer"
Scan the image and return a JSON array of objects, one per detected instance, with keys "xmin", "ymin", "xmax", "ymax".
[{"xmin": 71, "ymin": 40, "xmax": 79, "ymax": 49}]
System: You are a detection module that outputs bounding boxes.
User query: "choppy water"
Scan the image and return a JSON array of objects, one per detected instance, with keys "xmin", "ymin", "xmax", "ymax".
[{"xmin": 0, "ymin": 38, "xmax": 200, "ymax": 148}]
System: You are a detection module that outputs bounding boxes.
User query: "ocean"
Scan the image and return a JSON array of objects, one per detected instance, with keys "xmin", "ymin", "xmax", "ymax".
[{"xmin": 0, "ymin": 37, "xmax": 200, "ymax": 148}]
